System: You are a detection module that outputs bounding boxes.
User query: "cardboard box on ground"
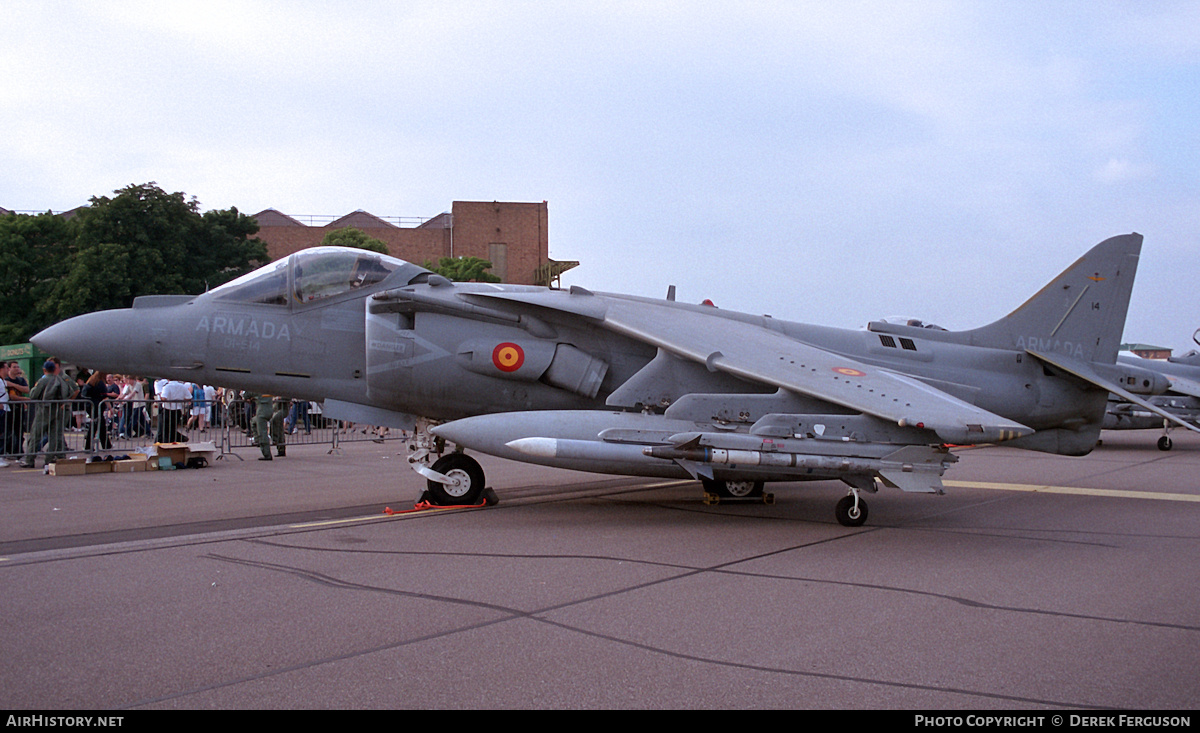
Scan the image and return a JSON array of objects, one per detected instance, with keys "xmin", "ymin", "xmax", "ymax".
[{"xmin": 47, "ymin": 442, "xmax": 217, "ymax": 476}]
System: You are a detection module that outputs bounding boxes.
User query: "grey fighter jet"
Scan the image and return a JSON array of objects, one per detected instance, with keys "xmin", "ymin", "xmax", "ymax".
[
  {"xmin": 31, "ymin": 234, "xmax": 1174, "ymax": 525},
  {"xmin": 1104, "ymin": 349, "xmax": 1200, "ymax": 450}
]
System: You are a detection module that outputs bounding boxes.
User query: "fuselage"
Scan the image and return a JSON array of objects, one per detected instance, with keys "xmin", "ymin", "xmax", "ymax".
[
  {"xmin": 30, "ymin": 235, "xmax": 1151, "ymax": 522},
  {"xmin": 31, "ymin": 249, "xmax": 1105, "ymax": 446}
]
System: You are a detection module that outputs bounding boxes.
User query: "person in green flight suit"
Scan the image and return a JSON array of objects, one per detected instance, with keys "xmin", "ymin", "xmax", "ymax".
[
  {"xmin": 21, "ymin": 360, "xmax": 74, "ymax": 468},
  {"xmin": 253, "ymin": 393, "xmax": 287, "ymax": 460}
]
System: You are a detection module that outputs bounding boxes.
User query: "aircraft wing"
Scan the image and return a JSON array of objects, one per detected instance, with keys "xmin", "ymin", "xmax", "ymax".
[
  {"xmin": 1030, "ymin": 350, "xmax": 1200, "ymax": 434},
  {"xmin": 471, "ymin": 290, "xmax": 1032, "ymax": 445}
]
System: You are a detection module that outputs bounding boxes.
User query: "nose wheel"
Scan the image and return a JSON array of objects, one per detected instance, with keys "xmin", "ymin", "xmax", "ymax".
[
  {"xmin": 425, "ymin": 453, "xmax": 486, "ymax": 505},
  {"xmin": 835, "ymin": 493, "xmax": 869, "ymax": 527}
]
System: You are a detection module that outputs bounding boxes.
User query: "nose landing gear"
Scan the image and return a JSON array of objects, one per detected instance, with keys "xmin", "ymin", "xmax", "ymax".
[{"xmin": 407, "ymin": 419, "xmax": 493, "ymax": 506}]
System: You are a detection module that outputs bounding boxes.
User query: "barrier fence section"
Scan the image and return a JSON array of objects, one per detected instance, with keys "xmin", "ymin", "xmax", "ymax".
[
  {"xmin": 225, "ymin": 398, "xmax": 333, "ymax": 456},
  {"xmin": 222, "ymin": 398, "xmax": 406, "ymax": 455},
  {"xmin": 1, "ymin": 399, "xmax": 93, "ymax": 463},
  {"xmin": 0, "ymin": 398, "xmax": 405, "ymax": 464}
]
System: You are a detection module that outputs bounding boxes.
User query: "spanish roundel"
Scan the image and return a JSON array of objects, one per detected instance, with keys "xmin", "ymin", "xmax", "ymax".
[
  {"xmin": 492, "ymin": 342, "xmax": 525, "ymax": 372},
  {"xmin": 832, "ymin": 367, "xmax": 866, "ymax": 377}
]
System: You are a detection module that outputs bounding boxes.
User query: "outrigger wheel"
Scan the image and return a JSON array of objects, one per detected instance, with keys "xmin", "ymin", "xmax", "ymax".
[
  {"xmin": 1158, "ymin": 435, "xmax": 1173, "ymax": 451},
  {"xmin": 426, "ymin": 453, "xmax": 486, "ymax": 505},
  {"xmin": 835, "ymin": 494, "xmax": 869, "ymax": 527}
]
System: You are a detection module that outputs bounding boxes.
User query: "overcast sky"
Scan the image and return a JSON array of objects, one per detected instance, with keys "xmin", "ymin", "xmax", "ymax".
[{"xmin": 4, "ymin": 1, "xmax": 1198, "ymax": 352}]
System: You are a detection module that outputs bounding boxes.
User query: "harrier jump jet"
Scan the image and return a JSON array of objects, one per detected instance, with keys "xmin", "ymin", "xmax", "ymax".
[
  {"xmin": 32, "ymin": 234, "xmax": 1167, "ymax": 525},
  {"xmin": 1104, "ymin": 349, "xmax": 1200, "ymax": 450}
]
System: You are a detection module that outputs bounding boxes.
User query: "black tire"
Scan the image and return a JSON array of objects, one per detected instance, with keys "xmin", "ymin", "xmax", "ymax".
[
  {"xmin": 1158, "ymin": 436, "xmax": 1173, "ymax": 451},
  {"xmin": 835, "ymin": 495, "xmax": 868, "ymax": 527},
  {"xmin": 426, "ymin": 453, "xmax": 486, "ymax": 505},
  {"xmin": 701, "ymin": 477, "xmax": 765, "ymax": 499}
]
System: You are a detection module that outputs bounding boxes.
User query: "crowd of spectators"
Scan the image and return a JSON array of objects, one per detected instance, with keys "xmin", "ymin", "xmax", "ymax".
[
  {"xmin": 0, "ymin": 368, "xmax": 228, "ymax": 468},
  {"xmin": 0, "ymin": 364, "xmax": 343, "ymax": 468}
]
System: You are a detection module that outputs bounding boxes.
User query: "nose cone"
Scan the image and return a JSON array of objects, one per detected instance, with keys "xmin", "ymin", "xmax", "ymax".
[{"xmin": 32, "ymin": 309, "xmax": 135, "ymax": 373}]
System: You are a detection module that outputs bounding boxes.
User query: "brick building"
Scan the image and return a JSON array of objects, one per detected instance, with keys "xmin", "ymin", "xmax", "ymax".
[{"xmin": 252, "ymin": 200, "xmax": 577, "ymax": 286}]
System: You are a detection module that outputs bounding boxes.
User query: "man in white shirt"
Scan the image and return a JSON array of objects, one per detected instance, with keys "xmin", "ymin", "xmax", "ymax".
[{"xmin": 156, "ymin": 379, "xmax": 191, "ymax": 443}]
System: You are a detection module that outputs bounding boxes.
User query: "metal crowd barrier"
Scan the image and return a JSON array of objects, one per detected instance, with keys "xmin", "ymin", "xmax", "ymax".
[
  {"xmin": 224, "ymin": 398, "xmax": 338, "ymax": 458},
  {"xmin": 223, "ymin": 398, "xmax": 406, "ymax": 457},
  {"xmin": 0, "ymin": 397, "xmax": 406, "ymax": 464},
  {"xmin": 1, "ymin": 399, "xmax": 93, "ymax": 463}
]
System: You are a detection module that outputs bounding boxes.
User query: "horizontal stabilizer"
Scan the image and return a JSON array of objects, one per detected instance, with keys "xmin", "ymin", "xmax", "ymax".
[
  {"xmin": 1030, "ymin": 351, "xmax": 1200, "ymax": 435},
  {"xmin": 1165, "ymin": 374, "xmax": 1200, "ymax": 399}
]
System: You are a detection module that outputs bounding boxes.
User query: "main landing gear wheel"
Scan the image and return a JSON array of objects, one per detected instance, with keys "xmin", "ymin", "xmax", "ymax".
[
  {"xmin": 426, "ymin": 453, "xmax": 486, "ymax": 505},
  {"xmin": 835, "ymin": 494, "xmax": 869, "ymax": 527},
  {"xmin": 1158, "ymin": 435, "xmax": 1173, "ymax": 451},
  {"xmin": 702, "ymin": 477, "xmax": 765, "ymax": 499}
]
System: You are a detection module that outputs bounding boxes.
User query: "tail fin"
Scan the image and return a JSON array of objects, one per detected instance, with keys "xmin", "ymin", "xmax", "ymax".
[{"xmin": 963, "ymin": 233, "xmax": 1142, "ymax": 365}]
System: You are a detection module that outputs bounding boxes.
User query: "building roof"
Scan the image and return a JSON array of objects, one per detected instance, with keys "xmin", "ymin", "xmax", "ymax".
[
  {"xmin": 326, "ymin": 210, "xmax": 396, "ymax": 229},
  {"xmin": 1121, "ymin": 343, "xmax": 1172, "ymax": 352},
  {"xmin": 251, "ymin": 208, "xmax": 306, "ymax": 227},
  {"xmin": 1121, "ymin": 343, "xmax": 1173, "ymax": 359},
  {"xmin": 418, "ymin": 212, "xmax": 453, "ymax": 229}
]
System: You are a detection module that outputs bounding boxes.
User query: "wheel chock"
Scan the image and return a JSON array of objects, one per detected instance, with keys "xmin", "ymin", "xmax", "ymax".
[{"xmin": 383, "ymin": 488, "xmax": 497, "ymax": 516}]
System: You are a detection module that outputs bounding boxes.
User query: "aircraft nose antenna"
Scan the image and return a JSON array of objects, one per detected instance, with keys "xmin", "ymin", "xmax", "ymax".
[
  {"xmin": 30, "ymin": 309, "xmax": 137, "ymax": 370},
  {"xmin": 30, "ymin": 319, "xmax": 75, "ymax": 358}
]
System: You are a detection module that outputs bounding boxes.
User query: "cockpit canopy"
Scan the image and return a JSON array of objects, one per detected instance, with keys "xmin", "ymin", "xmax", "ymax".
[
  {"xmin": 1170, "ymin": 349, "xmax": 1200, "ymax": 367},
  {"xmin": 877, "ymin": 315, "xmax": 948, "ymax": 331},
  {"xmin": 209, "ymin": 247, "xmax": 429, "ymax": 306}
]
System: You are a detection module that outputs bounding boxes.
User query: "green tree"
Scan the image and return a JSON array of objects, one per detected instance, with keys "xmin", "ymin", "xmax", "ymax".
[
  {"xmin": 194, "ymin": 206, "xmax": 271, "ymax": 291},
  {"xmin": 422, "ymin": 256, "xmax": 502, "ymax": 282},
  {"xmin": 0, "ymin": 211, "xmax": 76, "ymax": 343},
  {"xmin": 319, "ymin": 227, "xmax": 389, "ymax": 254},
  {"xmin": 47, "ymin": 183, "xmax": 268, "ymax": 320}
]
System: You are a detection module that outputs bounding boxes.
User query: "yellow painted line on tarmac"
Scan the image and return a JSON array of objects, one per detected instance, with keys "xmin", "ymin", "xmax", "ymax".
[
  {"xmin": 288, "ymin": 480, "xmax": 693, "ymax": 529},
  {"xmin": 289, "ymin": 515, "xmax": 394, "ymax": 529},
  {"xmin": 290, "ymin": 506, "xmax": 471, "ymax": 529},
  {"xmin": 945, "ymin": 480, "xmax": 1200, "ymax": 503}
]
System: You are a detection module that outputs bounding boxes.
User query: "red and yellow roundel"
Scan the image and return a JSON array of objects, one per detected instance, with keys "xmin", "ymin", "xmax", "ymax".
[
  {"xmin": 492, "ymin": 342, "xmax": 525, "ymax": 372},
  {"xmin": 832, "ymin": 367, "xmax": 866, "ymax": 377}
]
